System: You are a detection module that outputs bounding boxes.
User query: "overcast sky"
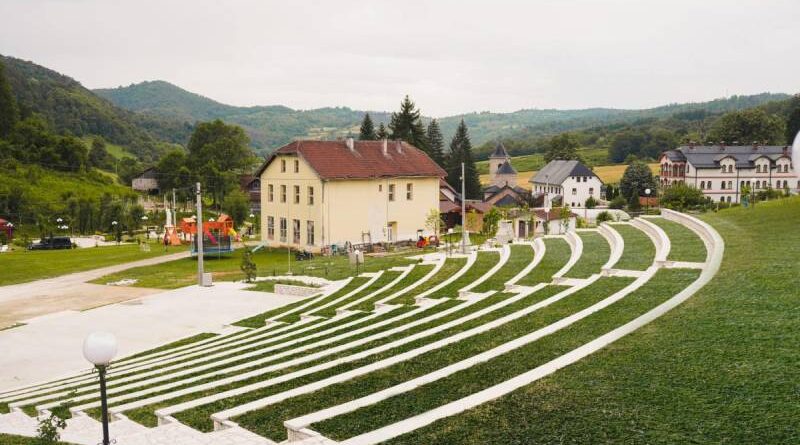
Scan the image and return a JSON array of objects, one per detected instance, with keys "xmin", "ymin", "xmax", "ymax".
[{"xmin": 0, "ymin": 0, "xmax": 797, "ymax": 116}]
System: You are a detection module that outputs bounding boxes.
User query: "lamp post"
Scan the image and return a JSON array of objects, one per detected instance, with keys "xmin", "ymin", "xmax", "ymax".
[
  {"xmin": 644, "ymin": 188, "xmax": 651, "ymax": 213},
  {"xmin": 141, "ymin": 215, "xmax": 149, "ymax": 240},
  {"xmin": 82, "ymin": 332, "xmax": 117, "ymax": 445},
  {"xmin": 447, "ymin": 227, "xmax": 453, "ymax": 257},
  {"xmin": 751, "ymin": 177, "xmax": 757, "ymax": 207},
  {"xmin": 111, "ymin": 221, "xmax": 119, "ymax": 245}
]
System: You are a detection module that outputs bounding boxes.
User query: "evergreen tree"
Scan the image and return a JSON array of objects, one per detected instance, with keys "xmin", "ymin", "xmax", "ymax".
[
  {"xmin": 0, "ymin": 61, "xmax": 18, "ymax": 138},
  {"xmin": 544, "ymin": 133, "xmax": 581, "ymax": 162},
  {"xmin": 426, "ymin": 118, "xmax": 446, "ymax": 166},
  {"xmin": 446, "ymin": 120, "xmax": 481, "ymax": 199},
  {"xmin": 376, "ymin": 122, "xmax": 388, "ymax": 139},
  {"xmin": 389, "ymin": 95, "xmax": 428, "ymax": 150},
  {"xmin": 359, "ymin": 113, "xmax": 377, "ymax": 140}
]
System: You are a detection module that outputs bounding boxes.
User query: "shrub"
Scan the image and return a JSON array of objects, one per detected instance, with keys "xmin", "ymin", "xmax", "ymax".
[
  {"xmin": 585, "ymin": 196, "xmax": 598, "ymax": 209},
  {"xmin": 596, "ymin": 211, "xmax": 613, "ymax": 223},
  {"xmin": 661, "ymin": 183, "xmax": 711, "ymax": 211},
  {"xmin": 609, "ymin": 196, "xmax": 626, "ymax": 209}
]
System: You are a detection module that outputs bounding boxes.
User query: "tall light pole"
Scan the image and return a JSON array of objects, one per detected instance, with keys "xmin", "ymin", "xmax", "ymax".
[
  {"xmin": 460, "ymin": 162, "xmax": 469, "ymax": 253},
  {"xmin": 82, "ymin": 332, "xmax": 117, "ymax": 445},
  {"xmin": 195, "ymin": 182, "xmax": 205, "ymax": 285},
  {"xmin": 644, "ymin": 188, "xmax": 651, "ymax": 213}
]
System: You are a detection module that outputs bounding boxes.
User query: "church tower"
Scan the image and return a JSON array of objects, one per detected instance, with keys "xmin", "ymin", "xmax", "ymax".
[{"xmin": 488, "ymin": 141, "xmax": 517, "ymax": 187}]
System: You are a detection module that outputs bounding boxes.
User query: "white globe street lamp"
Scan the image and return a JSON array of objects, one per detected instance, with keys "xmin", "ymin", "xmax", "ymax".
[
  {"xmin": 82, "ymin": 332, "xmax": 117, "ymax": 445},
  {"xmin": 645, "ymin": 188, "xmax": 652, "ymax": 213}
]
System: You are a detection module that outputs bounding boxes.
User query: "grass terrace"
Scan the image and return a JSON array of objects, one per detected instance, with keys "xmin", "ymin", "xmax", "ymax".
[
  {"xmin": 565, "ymin": 231, "xmax": 611, "ymax": 278},
  {"xmin": 387, "ymin": 257, "xmax": 467, "ymax": 305},
  {"xmin": 611, "ymin": 224, "xmax": 655, "ymax": 270},
  {"xmin": 648, "ymin": 217, "xmax": 707, "ymax": 263},
  {"xmin": 517, "ymin": 238, "xmax": 571, "ymax": 285},
  {"xmin": 352, "ymin": 264, "xmax": 435, "ymax": 311},
  {"xmin": 472, "ymin": 245, "xmax": 534, "ymax": 292},
  {"xmin": 430, "ymin": 251, "xmax": 500, "ymax": 298},
  {"xmin": 375, "ymin": 199, "xmax": 799, "ymax": 444}
]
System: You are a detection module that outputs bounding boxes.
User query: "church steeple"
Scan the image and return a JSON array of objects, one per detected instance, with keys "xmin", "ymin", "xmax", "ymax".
[{"xmin": 489, "ymin": 141, "xmax": 510, "ymax": 160}]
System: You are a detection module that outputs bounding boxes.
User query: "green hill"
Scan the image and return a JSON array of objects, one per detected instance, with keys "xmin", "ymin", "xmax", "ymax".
[
  {"xmin": 95, "ymin": 80, "xmax": 788, "ymax": 153},
  {"xmin": 1, "ymin": 55, "xmax": 190, "ymax": 162}
]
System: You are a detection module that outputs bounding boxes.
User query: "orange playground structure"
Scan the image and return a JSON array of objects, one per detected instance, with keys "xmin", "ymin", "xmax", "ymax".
[{"xmin": 180, "ymin": 214, "xmax": 238, "ymax": 256}]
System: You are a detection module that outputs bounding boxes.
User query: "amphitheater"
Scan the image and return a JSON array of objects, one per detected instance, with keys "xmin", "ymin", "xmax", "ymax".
[{"xmin": 0, "ymin": 209, "xmax": 723, "ymax": 445}]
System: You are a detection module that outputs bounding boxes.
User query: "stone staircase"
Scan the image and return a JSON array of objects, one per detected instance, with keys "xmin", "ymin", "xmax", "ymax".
[{"xmin": 0, "ymin": 409, "xmax": 275, "ymax": 445}]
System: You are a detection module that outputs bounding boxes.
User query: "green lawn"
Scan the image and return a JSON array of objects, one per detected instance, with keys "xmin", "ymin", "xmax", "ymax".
[
  {"xmin": 566, "ymin": 231, "xmax": 611, "ymax": 278},
  {"xmin": 0, "ymin": 243, "xmax": 172, "ymax": 286},
  {"xmin": 382, "ymin": 196, "xmax": 800, "ymax": 444},
  {"xmin": 647, "ymin": 217, "xmax": 708, "ymax": 263},
  {"xmin": 517, "ymin": 238, "xmax": 571, "ymax": 285},
  {"xmin": 0, "ymin": 434, "xmax": 74, "ymax": 445},
  {"xmin": 91, "ymin": 248, "xmax": 417, "ymax": 289},
  {"xmin": 472, "ymin": 245, "xmax": 534, "ymax": 292},
  {"xmin": 611, "ymin": 224, "xmax": 656, "ymax": 270},
  {"xmin": 387, "ymin": 257, "xmax": 467, "ymax": 305}
]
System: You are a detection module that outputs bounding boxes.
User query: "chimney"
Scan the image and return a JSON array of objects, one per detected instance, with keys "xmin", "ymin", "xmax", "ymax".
[
  {"xmin": 719, "ymin": 141, "xmax": 725, "ymax": 151},
  {"xmin": 752, "ymin": 141, "xmax": 759, "ymax": 151},
  {"xmin": 382, "ymin": 138, "xmax": 388, "ymax": 156},
  {"xmin": 783, "ymin": 146, "xmax": 789, "ymax": 155},
  {"xmin": 395, "ymin": 140, "xmax": 403, "ymax": 154},
  {"xmin": 345, "ymin": 137, "xmax": 354, "ymax": 151},
  {"xmin": 688, "ymin": 141, "xmax": 695, "ymax": 149}
]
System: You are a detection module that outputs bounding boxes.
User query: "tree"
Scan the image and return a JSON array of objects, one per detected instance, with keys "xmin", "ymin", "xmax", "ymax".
[
  {"xmin": 424, "ymin": 208, "xmax": 441, "ymax": 235},
  {"xmin": 544, "ymin": 133, "xmax": 581, "ymax": 163},
  {"xmin": 559, "ymin": 205, "xmax": 572, "ymax": 231},
  {"xmin": 660, "ymin": 182, "xmax": 710, "ymax": 210},
  {"xmin": 187, "ymin": 119, "xmax": 253, "ymax": 205},
  {"xmin": 376, "ymin": 122, "xmax": 388, "ymax": 139},
  {"xmin": 156, "ymin": 149, "xmax": 190, "ymax": 192},
  {"xmin": 88, "ymin": 137, "xmax": 113, "ymax": 170},
  {"xmin": 482, "ymin": 207, "xmax": 502, "ymax": 236},
  {"xmin": 446, "ymin": 120, "xmax": 482, "ymax": 199},
  {"xmin": 609, "ymin": 130, "xmax": 647, "ymax": 163},
  {"xmin": 0, "ymin": 60, "xmax": 18, "ymax": 138},
  {"xmin": 240, "ymin": 248, "xmax": 257, "ymax": 283},
  {"xmin": 585, "ymin": 196, "xmax": 598, "ymax": 209},
  {"xmin": 785, "ymin": 94, "xmax": 800, "ymax": 144},
  {"xmin": 425, "ymin": 119, "xmax": 446, "ymax": 166},
  {"xmin": 359, "ymin": 113, "xmax": 377, "ymax": 140},
  {"xmin": 708, "ymin": 108, "xmax": 785, "ymax": 145},
  {"xmin": 222, "ymin": 189, "xmax": 250, "ymax": 226},
  {"xmin": 620, "ymin": 161, "xmax": 657, "ymax": 200},
  {"xmin": 388, "ymin": 95, "xmax": 428, "ymax": 150}
]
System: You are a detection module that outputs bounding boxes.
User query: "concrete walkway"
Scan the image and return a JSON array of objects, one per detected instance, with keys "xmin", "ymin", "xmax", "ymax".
[
  {"xmin": 0, "ymin": 282, "xmax": 302, "ymax": 391},
  {"xmin": 0, "ymin": 251, "xmax": 191, "ymax": 328}
]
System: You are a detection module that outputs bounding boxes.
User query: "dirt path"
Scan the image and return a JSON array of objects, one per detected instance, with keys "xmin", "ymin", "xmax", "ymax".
[{"xmin": 0, "ymin": 251, "xmax": 190, "ymax": 328}]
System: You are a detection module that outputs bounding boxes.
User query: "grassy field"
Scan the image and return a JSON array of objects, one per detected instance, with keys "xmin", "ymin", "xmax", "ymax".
[
  {"xmin": 91, "ymin": 247, "xmax": 419, "ymax": 289},
  {"xmin": 383, "ymin": 196, "xmax": 800, "ymax": 444},
  {"xmin": 0, "ymin": 243, "xmax": 173, "ymax": 286},
  {"xmin": 0, "ymin": 434, "xmax": 74, "ymax": 445}
]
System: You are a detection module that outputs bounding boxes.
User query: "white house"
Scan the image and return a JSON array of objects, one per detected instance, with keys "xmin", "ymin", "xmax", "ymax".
[
  {"xmin": 659, "ymin": 144, "xmax": 797, "ymax": 203},
  {"xmin": 529, "ymin": 160, "xmax": 603, "ymax": 208}
]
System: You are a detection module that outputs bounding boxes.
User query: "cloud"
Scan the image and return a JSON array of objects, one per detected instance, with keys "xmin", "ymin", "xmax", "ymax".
[{"xmin": 0, "ymin": 0, "xmax": 797, "ymax": 116}]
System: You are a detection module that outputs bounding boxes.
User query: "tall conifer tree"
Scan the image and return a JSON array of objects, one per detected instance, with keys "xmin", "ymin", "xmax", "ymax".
[
  {"xmin": 389, "ymin": 95, "xmax": 428, "ymax": 150},
  {"xmin": 446, "ymin": 120, "xmax": 481, "ymax": 199},
  {"xmin": 0, "ymin": 61, "xmax": 18, "ymax": 138},
  {"xmin": 359, "ymin": 113, "xmax": 377, "ymax": 140},
  {"xmin": 376, "ymin": 122, "xmax": 388, "ymax": 139},
  {"xmin": 426, "ymin": 118, "xmax": 446, "ymax": 166}
]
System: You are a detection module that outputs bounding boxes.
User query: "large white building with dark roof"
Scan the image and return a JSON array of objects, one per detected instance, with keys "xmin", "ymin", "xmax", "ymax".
[
  {"xmin": 659, "ymin": 144, "xmax": 797, "ymax": 203},
  {"xmin": 530, "ymin": 160, "xmax": 603, "ymax": 208}
]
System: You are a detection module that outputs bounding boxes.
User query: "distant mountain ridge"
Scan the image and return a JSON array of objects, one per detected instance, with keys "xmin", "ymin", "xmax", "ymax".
[{"xmin": 94, "ymin": 80, "xmax": 788, "ymax": 154}]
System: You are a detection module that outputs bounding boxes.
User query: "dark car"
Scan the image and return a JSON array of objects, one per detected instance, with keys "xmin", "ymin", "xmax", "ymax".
[{"xmin": 28, "ymin": 237, "xmax": 73, "ymax": 250}]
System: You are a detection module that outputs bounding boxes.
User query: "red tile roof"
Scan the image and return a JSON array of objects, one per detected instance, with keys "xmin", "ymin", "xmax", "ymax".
[{"xmin": 256, "ymin": 140, "xmax": 446, "ymax": 180}]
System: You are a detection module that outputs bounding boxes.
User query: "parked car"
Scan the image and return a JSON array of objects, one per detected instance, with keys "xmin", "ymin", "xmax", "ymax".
[{"xmin": 28, "ymin": 236, "xmax": 73, "ymax": 250}]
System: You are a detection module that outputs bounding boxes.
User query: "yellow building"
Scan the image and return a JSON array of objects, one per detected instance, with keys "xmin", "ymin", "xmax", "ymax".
[{"xmin": 256, "ymin": 138, "xmax": 446, "ymax": 252}]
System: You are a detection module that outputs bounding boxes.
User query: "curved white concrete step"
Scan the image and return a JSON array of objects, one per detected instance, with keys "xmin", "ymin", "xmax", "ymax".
[{"xmin": 0, "ymin": 410, "xmax": 39, "ymax": 436}]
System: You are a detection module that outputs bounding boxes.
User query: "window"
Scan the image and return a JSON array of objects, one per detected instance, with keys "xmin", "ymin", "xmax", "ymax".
[
  {"xmin": 406, "ymin": 183, "xmax": 413, "ymax": 200},
  {"xmin": 306, "ymin": 220, "xmax": 315, "ymax": 245},
  {"xmin": 294, "ymin": 159, "xmax": 299, "ymax": 173},
  {"xmin": 280, "ymin": 185, "xmax": 286, "ymax": 203},
  {"xmin": 281, "ymin": 159, "xmax": 286, "ymax": 173},
  {"xmin": 308, "ymin": 186, "xmax": 314, "ymax": 205},
  {"xmin": 706, "ymin": 181, "xmax": 712, "ymax": 190},
  {"xmin": 720, "ymin": 197, "xmax": 724, "ymax": 202},
  {"xmin": 268, "ymin": 184, "xmax": 274, "ymax": 202},
  {"xmin": 700, "ymin": 181, "xmax": 705, "ymax": 189},
  {"xmin": 571, "ymin": 188, "xmax": 577, "ymax": 195},
  {"xmin": 279, "ymin": 217, "xmax": 287, "ymax": 242},
  {"xmin": 378, "ymin": 184, "xmax": 383, "ymax": 192},
  {"xmin": 589, "ymin": 187, "xmax": 594, "ymax": 195},
  {"xmin": 293, "ymin": 185, "xmax": 300, "ymax": 204},
  {"xmin": 292, "ymin": 219, "xmax": 301, "ymax": 243},
  {"xmin": 267, "ymin": 216, "xmax": 274, "ymax": 240},
  {"xmin": 388, "ymin": 184, "xmax": 395, "ymax": 201},
  {"xmin": 727, "ymin": 181, "xmax": 733, "ymax": 190}
]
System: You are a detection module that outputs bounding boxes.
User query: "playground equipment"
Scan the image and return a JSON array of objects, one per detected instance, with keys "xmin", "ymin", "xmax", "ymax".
[{"xmin": 180, "ymin": 214, "xmax": 238, "ymax": 257}]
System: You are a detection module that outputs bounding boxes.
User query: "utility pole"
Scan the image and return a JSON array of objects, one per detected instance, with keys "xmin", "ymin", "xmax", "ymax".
[
  {"xmin": 461, "ymin": 162, "xmax": 468, "ymax": 254},
  {"xmin": 172, "ymin": 188, "xmax": 177, "ymax": 223},
  {"xmin": 195, "ymin": 182, "xmax": 205, "ymax": 286}
]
